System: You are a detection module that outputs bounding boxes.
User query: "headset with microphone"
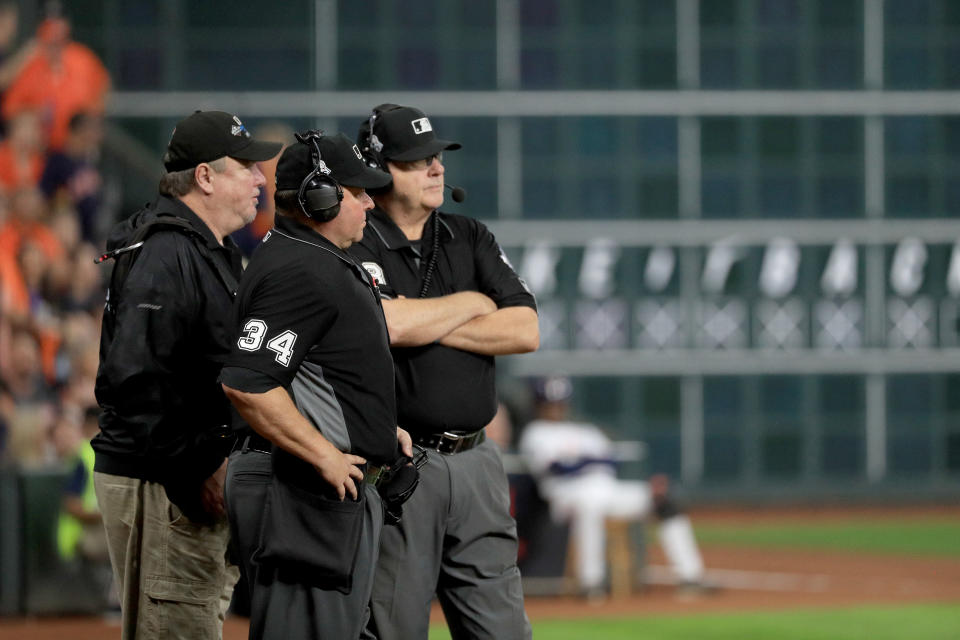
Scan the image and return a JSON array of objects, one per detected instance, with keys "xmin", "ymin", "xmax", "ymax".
[
  {"xmin": 295, "ymin": 129, "xmax": 343, "ymax": 222},
  {"xmin": 359, "ymin": 106, "xmax": 467, "ymax": 204},
  {"xmin": 445, "ymin": 184, "xmax": 466, "ymax": 203}
]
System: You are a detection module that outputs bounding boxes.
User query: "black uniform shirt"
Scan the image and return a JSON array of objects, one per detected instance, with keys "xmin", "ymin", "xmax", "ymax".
[
  {"xmin": 349, "ymin": 207, "xmax": 536, "ymax": 437},
  {"xmin": 220, "ymin": 214, "xmax": 397, "ymax": 464},
  {"xmin": 93, "ymin": 195, "xmax": 242, "ymax": 485}
]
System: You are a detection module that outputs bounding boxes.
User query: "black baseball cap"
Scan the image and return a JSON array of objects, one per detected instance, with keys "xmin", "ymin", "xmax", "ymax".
[
  {"xmin": 369, "ymin": 105, "xmax": 461, "ymax": 162},
  {"xmin": 163, "ymin": 110, "xmax": 283, "ymax": 171},
  {"xmin": 276, "ymin": 132, "xmax": 392, "ymax": 191}
]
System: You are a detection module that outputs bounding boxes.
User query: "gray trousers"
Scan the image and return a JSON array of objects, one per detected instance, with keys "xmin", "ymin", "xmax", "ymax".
[
  {"xmin": 225, "ymin": 449, "xmax": 383, "ymax": 640},
  {"xmin": 94, "ymin": 472, "xmax": 237, "ymax": 640},
  {"xmin": 368, "ymin": 439, "xmax": 531, "ymax": 640},
  {"xmin": 224, "ymin": 449, "xmax": 272, "ymax": 608}
]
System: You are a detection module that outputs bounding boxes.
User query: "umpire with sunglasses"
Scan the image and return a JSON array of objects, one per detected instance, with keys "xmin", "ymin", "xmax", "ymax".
[
  {"xmin": 220, "ymin": 131, "xmax": 412, "ymax": 639},
  {"xmin": 351, "ymin": 104, "xmax": 538, "ymax": 640}
]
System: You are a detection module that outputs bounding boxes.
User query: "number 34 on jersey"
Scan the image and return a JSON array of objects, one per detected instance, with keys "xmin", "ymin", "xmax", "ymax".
[{"xmin": 237, "ymin": 319, "xmax": 298, "ymax": 366}]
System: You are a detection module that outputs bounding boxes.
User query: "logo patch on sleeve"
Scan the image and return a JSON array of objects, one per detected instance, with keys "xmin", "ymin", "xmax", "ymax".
[{"xmin": 362, "ymin": 262, "xmax": 387, "ymax": 286}]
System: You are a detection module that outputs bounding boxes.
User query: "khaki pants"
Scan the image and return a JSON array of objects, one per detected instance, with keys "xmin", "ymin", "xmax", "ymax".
[{"xmin": 94, "ymin": 472, "xmax": 239, "ymax": 640}]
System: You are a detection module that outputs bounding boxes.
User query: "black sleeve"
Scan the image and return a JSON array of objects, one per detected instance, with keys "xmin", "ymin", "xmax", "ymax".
[
  {"xmin": 225, "ymin": 267, "xmax": 338, "ymax": 388},
  {"xmin": 96, "ymin": 233, "xmax": 197, "ymax": 436},
  {"xmin": 471, "ymin": 220, "xmax": 537, "ymax": 311},
  {"xmin": 219, "ymin": 366, "xmax": 282, "ymax": 394}
]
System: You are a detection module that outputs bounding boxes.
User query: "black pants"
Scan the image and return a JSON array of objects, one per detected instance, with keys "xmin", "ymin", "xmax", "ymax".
[
  {"xmin": 225, "ymin": 449, "xmax": 383, "ymax": 640},
  {"xmin": 225, "ymin": 449, "xmax": 272, "ymax": 609}
]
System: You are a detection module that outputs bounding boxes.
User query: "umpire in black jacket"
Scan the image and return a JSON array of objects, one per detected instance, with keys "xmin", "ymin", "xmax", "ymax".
[{"xmin": 92, "ymin": 110, "xmax": 280, "ymax": 640}]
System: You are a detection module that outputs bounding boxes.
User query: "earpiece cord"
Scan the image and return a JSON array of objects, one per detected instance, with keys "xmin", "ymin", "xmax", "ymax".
[{"xmin": 418, "ymin": 213, "xmax": 440, "ymax": 298}]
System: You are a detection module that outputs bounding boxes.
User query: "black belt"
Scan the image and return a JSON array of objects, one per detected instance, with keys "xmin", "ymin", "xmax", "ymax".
[
  {"xmin": 414, "ymin": 430, "xmax": 485, "ymax": 455},
  {"xmin": 235, "ymin": 434, "xmax": 387, "ymax": 488},
  {"xmin": 236, "ymin": 433, "xmax": 272, "ymax": 454}
]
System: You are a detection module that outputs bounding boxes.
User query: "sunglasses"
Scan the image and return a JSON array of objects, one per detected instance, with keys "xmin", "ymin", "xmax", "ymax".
[{"xmin": 402, "ymin": 152, "xmax": 443, "ymax": 170}]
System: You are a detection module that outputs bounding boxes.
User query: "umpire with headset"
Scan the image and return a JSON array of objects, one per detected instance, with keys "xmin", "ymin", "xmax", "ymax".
[
  {"xmin": 220, "ymin": 131, "xmax": 412, "ymax": 640},
  {"xmin": 351, "ymin": 104, "xmax": 538, "ymax": 640}
]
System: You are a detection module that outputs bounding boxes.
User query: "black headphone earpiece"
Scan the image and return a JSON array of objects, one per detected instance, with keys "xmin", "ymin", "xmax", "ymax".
[
  {"xmin": 359, "ymin": 111, "xmax": 384, "ymax": 171},
  {"xmin": 295, "ymin": 130, "xmax": 343, "ymax": 222},
  {"xmin": 359, "ymin": 103, "xmax": 402, "ymax": 172}
]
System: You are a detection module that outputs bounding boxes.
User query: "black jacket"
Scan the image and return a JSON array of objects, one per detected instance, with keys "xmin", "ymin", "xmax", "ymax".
[{"xmin": 92, "ymin": 195, "xmax": 242, "ymax": 514}]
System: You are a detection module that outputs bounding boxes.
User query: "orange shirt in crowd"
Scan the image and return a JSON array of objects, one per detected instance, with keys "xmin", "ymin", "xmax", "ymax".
[
  {"xmin": 0, "ymin": 142, "xmax": 44, "ymax": 190},
  {"xmin": 0, "ymin": 220, "xmax": 64, "ymax": 380},
  {"xmin": 0, "ymin": 250, "xmax": 27, "ymax": 314},
  {"xmin": 0, "ymin": 219, "xmax": 64, "ymax": 264},
  {"xmin": 2, "ymin": 42, "xmax": 110, "ymax": 150},
  {"xmin": 0, "ymin": 248, "xmax": 62, "ymax": 382}
]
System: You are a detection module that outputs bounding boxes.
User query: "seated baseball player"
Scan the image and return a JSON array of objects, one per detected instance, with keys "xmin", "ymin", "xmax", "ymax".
[{"xmin": 518, "ymin": 376, "xmax": 711, "ymax": 597}]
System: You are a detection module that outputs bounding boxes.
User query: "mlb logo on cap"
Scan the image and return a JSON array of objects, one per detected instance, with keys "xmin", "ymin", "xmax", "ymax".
[
  {"xmin": 411, "ymin": 117, "xmax": 433, "ymax": 134},
  {"xmin": 230, "ymin": 115, "xmax": 250, "ymax": 138},
  {"xmin": 368, "ymin": 105, "xmax": 461, "ymax": 163}
]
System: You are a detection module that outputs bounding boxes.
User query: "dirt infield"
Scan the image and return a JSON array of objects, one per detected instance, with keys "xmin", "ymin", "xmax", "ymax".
[
  {"xmin": 491, "ymin": 505, "xmax": 960, "ymax": 621},
  {"xmin": 2, "ymin": 506, "xmax": 958, "ymax": 639},
  {"xmin": 525, "ymin": 545, "xmax": 960, "ymax": 619}
]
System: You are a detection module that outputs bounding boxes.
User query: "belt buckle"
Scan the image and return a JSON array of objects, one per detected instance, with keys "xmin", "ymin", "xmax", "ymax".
[
  {"xmin": 411, "ymin": 444, "xmax": 429, "ymax": 469},
  {"xmin": 439, "ymin": 431, "xmax": 463, "ymax": 455}
]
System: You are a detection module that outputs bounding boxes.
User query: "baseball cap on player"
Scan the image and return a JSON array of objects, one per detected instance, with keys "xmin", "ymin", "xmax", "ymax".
[
  {"xmin": 163, "ymin": 110, "xmax": 283, "ymax": 172},
  {"xmin": 369, "ymin": 105, "xmax": 461, "ymax": 162},
  {"xmin": 531, "ymin": 376, "xmax": 574, "ymax": 404},
  {"xmin": 275, "ymin": 133, "xmax": 392, "ymax": 191}
]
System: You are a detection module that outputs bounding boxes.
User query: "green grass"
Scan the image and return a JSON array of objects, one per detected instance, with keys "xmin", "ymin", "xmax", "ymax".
[
  {"xmin": 427, "ymin": 518, "xmax": 960, "ymax": 638},
  {"xmin": 429, "ymin": 604, "xmax": 960, "ymax": 640},
  {"xmin": 692, "ymin": 520, "xmax": 960, "ymax": 556}
]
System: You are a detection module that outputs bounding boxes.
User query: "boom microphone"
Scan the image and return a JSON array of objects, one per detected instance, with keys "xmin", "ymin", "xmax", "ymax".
[{"xmin": 445, "ymin": 183, "xmax": 466, "ymax": 203}]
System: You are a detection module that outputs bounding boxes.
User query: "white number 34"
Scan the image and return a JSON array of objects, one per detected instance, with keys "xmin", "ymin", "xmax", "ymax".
[{"xmin": 237, "ymin": 319, "xmax": 298, "ymax": 366}]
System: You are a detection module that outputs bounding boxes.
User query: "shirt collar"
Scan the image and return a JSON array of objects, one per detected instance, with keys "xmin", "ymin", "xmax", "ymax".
[
  {"xmin": 273, "ymin": 213, "xmax": 349, "ymax": 256},
  {"xmin": 366, "ymin": 207, "xmax": 454, "ymax": 252},
  {"xmin": 273, "ymin": 214, "xmax": 382, "ymax": 294}
]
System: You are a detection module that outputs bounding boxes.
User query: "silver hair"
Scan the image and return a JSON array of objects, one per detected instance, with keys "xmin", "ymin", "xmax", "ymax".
[{"xmin": 158, "ymin": 156, "xmax": 227, "ymax": 197}]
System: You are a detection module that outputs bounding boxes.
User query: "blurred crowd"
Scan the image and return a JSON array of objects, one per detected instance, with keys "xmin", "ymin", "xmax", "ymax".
[{"xmin": 0, "ymin": 6, "xmax": 111, "ymax": 473}]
